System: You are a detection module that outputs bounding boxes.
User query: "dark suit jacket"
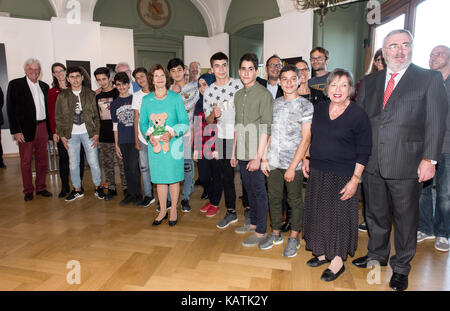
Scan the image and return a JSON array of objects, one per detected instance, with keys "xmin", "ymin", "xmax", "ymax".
[
  {"xmin": 0, "ymin": 86, "xmax": 4, "ymax": 126},
  {"xmin": 256, "ymin": 77, "xmax": 284, "ymax": 99},
  {"xmin": 7, "ymin": 76, "xmax": 51, "ymax": 142},
  {"xmin": 357, "ymin": 63, "xmax": 448, "ymax": 179}
]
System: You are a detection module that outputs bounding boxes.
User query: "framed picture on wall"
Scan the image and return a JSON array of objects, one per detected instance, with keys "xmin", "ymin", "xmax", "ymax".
[
  {"xmin": 282, "ymin": 56, "xmax": 303, "ymax": 67},
  {"xmin": 66, "ymin": 60, "xmax": 91, "ymax": 89}
]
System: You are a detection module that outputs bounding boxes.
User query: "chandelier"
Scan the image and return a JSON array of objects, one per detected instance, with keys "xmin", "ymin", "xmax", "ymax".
[{"xmin": 295, "ymin": 0, "xmax": 366, "ymax": 26}]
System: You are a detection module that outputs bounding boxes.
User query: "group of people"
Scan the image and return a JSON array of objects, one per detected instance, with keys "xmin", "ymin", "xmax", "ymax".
[{"xmin": 2, "ymin": 29, "xmax": 449, "ymax": 291}]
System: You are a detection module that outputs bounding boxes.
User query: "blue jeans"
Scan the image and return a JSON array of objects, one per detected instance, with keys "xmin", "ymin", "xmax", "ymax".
[
  {"xmin": 67, "ymin": 133, "xmax": 101, "ymax": 189},
  {"xmin": 182, "ymin": 159, "xmax": 194, "ymax": 201},
  {"xmin": 418, "ymin": 153, "xmax": 450, "ymax": 238},
  {"xmin": 139, "ymin": 146, "xmax": 153, "ymax": 198}
]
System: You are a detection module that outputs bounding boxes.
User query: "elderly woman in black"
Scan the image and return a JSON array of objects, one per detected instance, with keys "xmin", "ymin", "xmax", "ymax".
[{"xmin": 302, "ymin": 68, "xmax": 372, "ymax": 282}]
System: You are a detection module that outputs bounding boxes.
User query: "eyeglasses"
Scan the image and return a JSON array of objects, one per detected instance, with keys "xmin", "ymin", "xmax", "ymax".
[
  {"xmin": 310, "ymin": 57, "xmax": 326, "ymax": 62},
  {"xmin": 268, "ymin": 63, "xmax": 281, "ymax": 69},
  {"xmin": 53, "ymin": 69, "xmax": 66, "ymax": 74},
  {"xmin": 386, "ymin": 43, "xmax": 411, "ymax": 50}
]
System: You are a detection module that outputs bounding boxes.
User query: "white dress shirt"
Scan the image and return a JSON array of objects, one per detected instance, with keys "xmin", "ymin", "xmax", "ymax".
[
  {"xmin": 385, "ymin": 65, "xmax": 409, "ymax": 91},
  {"xmin": 26, "ymin": 76, "xmax": 46, "ymax": 121}
]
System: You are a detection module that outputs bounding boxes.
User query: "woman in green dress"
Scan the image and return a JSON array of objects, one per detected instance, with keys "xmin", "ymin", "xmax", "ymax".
[{"xmin": 139, "ymin": 64, "xmax": 189, "ymax": 226}]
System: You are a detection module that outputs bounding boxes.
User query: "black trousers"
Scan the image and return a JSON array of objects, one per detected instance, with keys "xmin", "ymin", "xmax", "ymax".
[
  {"xmin": 364, "ymin": 170, "xmax": 421, "ymax": 276},
  {"xmin": 197, "ymin": 158, "xmax": 223, "ymax": 206},
  {"xmin": 119, "ymin": 143, "xmax": 142, "ymax": 198},
  {"xmin": 239, "ymin": 161, "xmax": 268, "ymax": 234},
  {"xmin": 57, "ymin": 140, "xmax": 84, "ymax": 192},
  {"xmin": 216, "ymin": 139, "xmax": 236, "ymax": 211}
]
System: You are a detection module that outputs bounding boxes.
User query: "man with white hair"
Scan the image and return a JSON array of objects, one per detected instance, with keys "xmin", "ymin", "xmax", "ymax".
[
  {"xmin": 417, "ymin": 45, "xmax": 450, "ymax": 252},
  {"xmin": 189, "ymin": 61, "xmax": 201, "ymax": 83},
  {"xmin": 115, "ymin": 62, "xmax": 141, "ymax": 94},
  {"xmin": 353, "ymin": 30, "xmax": 448, "ymax": 291},
  {"xmin": 6, "ymin": 58, "xmax": 53, "ymax": 201}
]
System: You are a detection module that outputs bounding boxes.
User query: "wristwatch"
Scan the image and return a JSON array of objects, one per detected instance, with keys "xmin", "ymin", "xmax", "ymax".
[{"xmin": 424, "ymin": 159, "xmax": 437, "ymax": 165}]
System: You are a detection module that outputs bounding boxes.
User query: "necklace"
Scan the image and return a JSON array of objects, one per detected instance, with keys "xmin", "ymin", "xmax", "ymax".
[{"xmin": 154, "ymin": 89, "xmax": 167, "ymax": 100}]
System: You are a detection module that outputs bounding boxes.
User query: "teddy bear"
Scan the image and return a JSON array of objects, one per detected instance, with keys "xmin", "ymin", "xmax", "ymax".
[{"xmin": 145, "ymin": 112, "xmax": 175, "ymax": 153}]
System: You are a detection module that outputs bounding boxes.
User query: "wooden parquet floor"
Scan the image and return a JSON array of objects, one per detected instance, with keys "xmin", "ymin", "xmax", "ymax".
[{"xmin": 0, "ymin": 156, "xmax": 448, "ymax": 291}]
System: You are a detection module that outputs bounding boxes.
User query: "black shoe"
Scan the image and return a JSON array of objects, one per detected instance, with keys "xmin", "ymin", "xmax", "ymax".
[
  {"xmin": 120, "ymin": 194, "xmax": 134, "ymax": 206},
  {"xmin": 358, "ymin": 221, "xmax": 368, "ymax": 232},
  {"xmin": 108, "ymin": 189, "xmax": 118, "ymax": 197},
  {"xmin": 94, "ymin": 187, "xmax": 106, "ymax": 200},
  {"xmin": 195, "ymin": 178, "xmax": 202, "ymax": 186},
  {"xmin": 136, "ymin": 196, "xmax": 155, "ymax": 207},
  {"xmin": 389, "ymin": 273, "xmax": 408, "ymax": 291},
  {"xmin": 24, "ymin": 193, "xmax": 33, "ymax": 201},
  {"xmin": 321, "ymin": 264, "xmax": 345, "ymax": 282},
  {"xmin": 181, "ymin": 200, "xmax": 191, "ymax": 213},
  {"xmin": 133, "ymin": 196, "xmax": 144, "ymax": 206},
  {"xmin": 58, "ymin": 189, "xmax": 69, "ymax": 198},
  {"xmin": 280, "ymin": 222, "xmax": 291, "ymax": 233},
  {"xmin": 152, "ymin": 212, "xmax": 168, "ymax": 226},
  {"xmin": 157, "ymin": 200, "xmax": 172, "ymax": 212},
  {"xmin": 201, "ymin": 190, "xmax": 208, "ymax": 200},
  {"xmin": 65, "ymin": 189, "xmax": 84, "ymax": 202},
  {"xmin": 307, "ymin": 257, "xmax": 330, "ymax": 267},
  {"xmin": 36, "ymin": 190, "xmax": 52, "ymax": 197},
  {"xmin": 0, "ymin": 162, "xmax": 6, "ymax": 168},
  {"xmin": 169, "ymin": 218, "xmax": 178, "ymax": 226},
  {"xmin": 352, "ymin": 255, "xmax": 388, "ymax": 268}
]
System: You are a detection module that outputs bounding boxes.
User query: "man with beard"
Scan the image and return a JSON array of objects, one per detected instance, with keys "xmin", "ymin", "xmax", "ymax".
[
  {"xmin": 308, "ymin": 47, "xmax": 330, "ymax": 91},
  {"xmin": 352, "ymin": 30, "xmax": 448, "ymax": 291}
]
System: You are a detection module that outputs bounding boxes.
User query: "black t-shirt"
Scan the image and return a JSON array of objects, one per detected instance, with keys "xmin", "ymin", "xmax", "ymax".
[{"xmin": 96, "ymin": 88, "xmax": 119, "ymax": 143}]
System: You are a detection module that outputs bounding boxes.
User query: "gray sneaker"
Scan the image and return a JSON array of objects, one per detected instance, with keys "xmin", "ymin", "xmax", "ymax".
[
  {"xmin": 283, "ymin": 237, "xmax": 300, "ymax": 258},
  {"xmin": 435, "ymin": 237, "xmax": 449, "ymax": 252},
  {"xmin": 235, "ymin": 224, "xmax": 256, "ymax": 234},
  {"xmin": 417, "ymin": 231, "xmax": 435, "ymax": 242},
  {"xmin": 242, "ymin": 233, "xmax": 266, "ymax": 247},
  {"xmin": 217, "ymin": 211, "xmax": 238, "ymax": 229},
  {"xmin": 258, "ymin": 232, "xmax": 284, "ymax": 250},
  {"xmin": 244, "ymin": 208, "xmax": 251, "ymax": 225}
]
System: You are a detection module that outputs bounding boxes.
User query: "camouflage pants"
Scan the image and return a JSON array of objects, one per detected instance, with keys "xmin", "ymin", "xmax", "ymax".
[{"xmin": 98, "ymin": 142, "xmax": 126, "ymax": 190}]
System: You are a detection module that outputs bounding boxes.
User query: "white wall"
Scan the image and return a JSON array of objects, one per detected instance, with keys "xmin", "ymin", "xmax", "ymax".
[
  {"xmin": 0, "ymin": 16, "xmax": 135, "ymax": 154},
  {"xmin": 184, "ymin": 33, "xmax": 229, "ymax": 69},
  {"xmin": 263, "ymin": 10, "xmax": 314, "ymax": 64}
]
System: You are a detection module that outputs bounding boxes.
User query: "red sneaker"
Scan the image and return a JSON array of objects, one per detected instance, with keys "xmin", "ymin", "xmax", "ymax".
[
  {"xmin": 200, "ymin": 202, "xmax": 212, "ymax": 213},
  {"xmin": 206, "ymin": 205, "xmax": 219, "ymax": 217}
]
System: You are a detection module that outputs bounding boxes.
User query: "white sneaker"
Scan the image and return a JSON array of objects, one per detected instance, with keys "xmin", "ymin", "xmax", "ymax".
[
  {"xmin": 435, "ymin": 237, "xmax": 449, "ymax": 252},
  {"xmin": 417, "ymin": 231, "xmax": 435, "ymax": 243}
]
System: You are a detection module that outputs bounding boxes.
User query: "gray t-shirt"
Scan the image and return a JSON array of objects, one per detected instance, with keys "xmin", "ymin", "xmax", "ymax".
[
  {"xmin": 203, "ymin": 78, "xmax": 243, "ymax": 139},
  {"xmin": 442, "ymin": 77, "xmax": 450, "ymax": 154},
  {"xmin": 268, "ymin": 96, "xmax": 314, "ymax": 170}
]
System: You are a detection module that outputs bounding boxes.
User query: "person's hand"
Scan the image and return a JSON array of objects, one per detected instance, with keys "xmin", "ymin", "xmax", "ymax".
[
  {"xmin": 213, "ymin": 104, "xmax": 222, "ymax": 119},
  {"xmin": 91, "ymin": 134, "xmax": 99, "ymax": 148},
  {"xmin": 339, "ymin": 177, "xmax": 359, "ymax": 201},
  {"xmin": 230, "ymin": 157, "xmax": 238, "ymax": 168},
  {"xmin": 13, "ymin": 133, "xmax": 25, "ymax": 144},
  {"xmin": 149, "ymin": 134, "xmax": 158, "ymax": 147},
  {"xmin": 212, "ymin": 151, "xmax": 219, "ymax": 160},
  {"xmin": 302, "ymin": 158, "xmax": 310, "ymax": 179},
  {"xmin": 60, "ymin": 136, "xmax": 69, "ymax": 151},
  {"xmin": 53, "ymin": 133, "xmax": 60, "ymax": 143},
  {"xmin": 284, "ymin": 167, "xmax": 296, "ymax": 183},
  {"xmin": 115, "ymin": 145, "xmax": 122, "ymax": 160},
  {"xmin": 261, "ymin": 160, "xmax": 270, "ymax": 177},
  {"xmin": 246, "ymin": 158, "xmax": 261, "ymax": 172},
  {"xmin": 135, "ymin": 140, "xmax": 142, "ymax": 151},
  {"xmin": 160, "ymin": 131, "xmax": 173, "ymax": 143},
  {"xmin": 418, "ymin": 160, "xmax": 436, "ymax": 183},
  {"xmin": 193, "ymin": 150, "xmax": 199, "ymax": 162}
]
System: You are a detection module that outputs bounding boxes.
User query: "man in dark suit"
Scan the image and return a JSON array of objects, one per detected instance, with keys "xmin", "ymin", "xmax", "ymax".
[
  {"xmin": 0, "ymin": 86, "xmax": 5, "ymax": 168},
  {"xmin": 256, "ymin": 55, "xmax": 284, "ymax": 100},
  {"xmin": 7, "ymin": 58, "xmax": 53, "ymax": 201},
  {"xmin": 353, "ymin": 30, "xmax": 448, "ymax": 291}
]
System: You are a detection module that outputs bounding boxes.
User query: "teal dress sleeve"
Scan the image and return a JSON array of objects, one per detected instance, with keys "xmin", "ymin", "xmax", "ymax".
[
  {"xmin": 139, "ymin": 96, "xmax": 150, "ymax": 142},
  {"xmin": 172, "ymin": 93, "xmax": 189, "ymax": 137}
]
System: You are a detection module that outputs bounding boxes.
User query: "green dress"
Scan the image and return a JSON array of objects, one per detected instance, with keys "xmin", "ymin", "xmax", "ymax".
[{"xmin": 139, "ymin": 90, "xmax": 189, "ymax": 184}]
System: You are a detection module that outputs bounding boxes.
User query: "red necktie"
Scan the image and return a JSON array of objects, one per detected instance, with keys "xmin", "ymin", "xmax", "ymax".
[{"xmin": 383, "ymin": 73, "xmax": 398, "ymax": 110}]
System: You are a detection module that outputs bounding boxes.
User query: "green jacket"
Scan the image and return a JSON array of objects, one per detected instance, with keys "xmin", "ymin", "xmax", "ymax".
[{"xmin": 55, "ymin": 86, "xmax": 100, "ymax": 139}]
